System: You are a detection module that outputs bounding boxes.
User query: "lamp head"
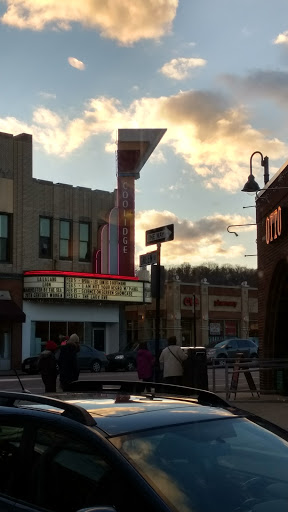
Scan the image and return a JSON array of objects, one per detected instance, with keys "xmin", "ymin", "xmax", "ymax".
[{"xmin": 241, "ymin": 173, "xmax": 261, "ymax": 193}]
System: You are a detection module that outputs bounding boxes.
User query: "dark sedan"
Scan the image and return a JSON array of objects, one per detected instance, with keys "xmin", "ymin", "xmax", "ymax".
[
  {"xmin": 106, "ymin": 339, "xmax": 168, "ymax": 371},
  {"xmin": 22, "ymin": 344, "xmax": 108, "ymax": 374},
  {"xmin": 1, "ymin": 381, "xmax": 288, "ymax": 512}
]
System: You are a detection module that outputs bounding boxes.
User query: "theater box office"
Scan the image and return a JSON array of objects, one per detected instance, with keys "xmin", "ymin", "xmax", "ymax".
[{"xmin": 22, "ymin": 271, "xmax": 151, "ymax": 359}]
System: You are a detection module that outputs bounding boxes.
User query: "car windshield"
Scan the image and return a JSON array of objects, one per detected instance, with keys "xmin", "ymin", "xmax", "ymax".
[{"xmin": 111, "ymin": 417, "xmax": 288, "ymax": 512}]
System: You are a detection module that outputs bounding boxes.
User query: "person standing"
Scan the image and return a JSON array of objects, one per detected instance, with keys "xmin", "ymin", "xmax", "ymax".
[
  {"xmin": 136, "ymin": 342, "xmax": 155, "ymax": 386},
  {"xmin": 159, "ymin": 336, "xmax": 187, "ymax": 385},
  {"xmin": 37, "ymin": 340, "xmax": 59, "ymax": 393},
  {"xmin": 58, "ymin": 333, "xmax": 80, "ymax": 391}
]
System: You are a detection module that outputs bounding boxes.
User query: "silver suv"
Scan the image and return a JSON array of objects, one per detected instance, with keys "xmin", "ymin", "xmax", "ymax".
[{"xmin": 206, "ymin": 338, "xmax": 258, "ymax": 365}]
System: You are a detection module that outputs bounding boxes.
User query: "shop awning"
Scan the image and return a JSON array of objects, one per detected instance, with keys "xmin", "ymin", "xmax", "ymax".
[{"xmin": 0, "ymin": 300, "xmax": 26, "ymax": 322}]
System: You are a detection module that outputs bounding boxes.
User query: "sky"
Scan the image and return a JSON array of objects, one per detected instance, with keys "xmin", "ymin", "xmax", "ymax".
[{"xmin": 1, "ymin": 0, "xmax": 288, "ymax": 271}]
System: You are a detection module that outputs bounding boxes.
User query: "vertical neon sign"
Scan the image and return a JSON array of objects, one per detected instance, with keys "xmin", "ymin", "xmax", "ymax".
[{"xmin": 117, "ymin": 149, "xmax": 139, "ymax": 277}]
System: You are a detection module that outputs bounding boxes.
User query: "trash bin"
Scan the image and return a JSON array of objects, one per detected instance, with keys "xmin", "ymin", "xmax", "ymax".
[{"xmin": 182, "ymin": 347, "xmax": 208, "ymax": 390}]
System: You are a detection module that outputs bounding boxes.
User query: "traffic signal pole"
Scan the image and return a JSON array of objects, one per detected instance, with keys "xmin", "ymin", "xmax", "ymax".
[{"xmin": 155, "ymin": 242, "xmax": 161, "ymax": 382}]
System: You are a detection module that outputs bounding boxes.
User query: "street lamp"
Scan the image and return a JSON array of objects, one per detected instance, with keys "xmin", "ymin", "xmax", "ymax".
[{"xmin": 241, "ymin": 151, "xmax": 269, "ymax": 193}]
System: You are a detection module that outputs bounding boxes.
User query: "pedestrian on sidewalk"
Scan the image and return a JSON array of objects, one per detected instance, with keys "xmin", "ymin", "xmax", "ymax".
[
  {"xmin": 137, "ymin": 342, "xmax": 155, "ymax": 389},
  {"xmin": 159, "ymin": 336, "xmax": 187, "ymax": 385},
  {"xmin": 58, "ymin": 333, "xmax": 80, "ymax": 391},
  {"xmin": 37, "ymin": 340, "xmax": 59, "ymax": 393}
]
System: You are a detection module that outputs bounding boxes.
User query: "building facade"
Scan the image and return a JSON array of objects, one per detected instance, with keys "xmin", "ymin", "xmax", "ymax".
[
  {"xmin": 0, "ymin": 129, "xmax": 165, "ymax": 369},
  {"xmin": 256, "ymin": 158, "xmax": 288, "ymax": 391},
  {"xmin": 125, "ymin": 279, "xmax": 258, "ymax": 347}
]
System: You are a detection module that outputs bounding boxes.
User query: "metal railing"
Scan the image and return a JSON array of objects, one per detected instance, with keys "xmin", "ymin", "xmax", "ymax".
[{"xmin": 210, "ymin": 358, "xmax": 288, "ymax": 400}]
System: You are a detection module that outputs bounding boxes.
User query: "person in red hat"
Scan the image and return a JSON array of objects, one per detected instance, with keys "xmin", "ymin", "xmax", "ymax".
[{"xmin": 37, "ymin": 340, "xmax": 59, "ymax": 392}]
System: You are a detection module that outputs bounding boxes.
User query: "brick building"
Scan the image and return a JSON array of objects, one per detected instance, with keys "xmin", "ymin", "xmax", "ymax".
[
  {"xmin": 0, "ymin": 129, "xmax": 164, "ymax": 369},
  {"xmin": 125, "ymin": 278, "xmax": 258, "ymax": 347},
  {"xmin": 256, "ymin": 158, "xmax": 288, "ymax": 390}
]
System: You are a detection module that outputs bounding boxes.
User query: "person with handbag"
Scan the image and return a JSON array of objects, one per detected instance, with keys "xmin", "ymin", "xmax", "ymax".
[{"xmin": 159, "ymin": 336, "xmax": 187, "ymax": 385}]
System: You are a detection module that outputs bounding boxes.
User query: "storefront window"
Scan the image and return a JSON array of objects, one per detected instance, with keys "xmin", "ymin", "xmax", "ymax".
[
  {"xmin": 30, "ymin": 321, "xmax": 85, "ymax": 356},
  {"xmin": 225, "ymin": 320, "xmax": 238, "ymax": 338},
  {"xmin": 209, "ymin": 321, "xmax": 224, "ymax": 345},
  {"xmin": 181, "ymin": 319, "xmax": 192, "ymax": 346}
]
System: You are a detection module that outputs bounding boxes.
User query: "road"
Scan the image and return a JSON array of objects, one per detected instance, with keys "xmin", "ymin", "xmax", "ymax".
[{"xmin": 0, "ymin": 366, "xmax": 260, "ymax": 395}]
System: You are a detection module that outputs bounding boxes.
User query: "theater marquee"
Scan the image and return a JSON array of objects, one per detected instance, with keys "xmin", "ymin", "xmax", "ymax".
[{"xmin": 23, "ymin": 272, "xmax": 151, "ymax": 304}]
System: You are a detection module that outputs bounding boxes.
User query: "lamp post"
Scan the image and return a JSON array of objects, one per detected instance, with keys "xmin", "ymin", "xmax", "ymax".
[{"xmin": 241, "ymin": 152, "xmax": 269, "ymax": 193}]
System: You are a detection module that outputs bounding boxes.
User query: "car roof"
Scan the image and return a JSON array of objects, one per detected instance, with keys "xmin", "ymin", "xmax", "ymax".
[
  {"xmin": 0, "ymin": 383, "xmax": 239, "ymax": 436},
  {"xmin": 64, "ymin": 395, "xmax": 236, "ymax": 435}
]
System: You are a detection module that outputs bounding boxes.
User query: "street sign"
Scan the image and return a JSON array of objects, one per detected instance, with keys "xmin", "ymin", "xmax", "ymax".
[
  {"xmin": 145, "ymin": 224, "xmax": 174, "ymax": 246},
  {"xmin": 139, "ymin": 250, "xmax": 157, "ymax": 267}
]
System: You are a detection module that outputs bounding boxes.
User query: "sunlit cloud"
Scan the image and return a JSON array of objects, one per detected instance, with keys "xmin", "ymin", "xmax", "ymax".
[
  {"xmin": 135, "ymin": 210, "xmax": 251, "ymax": 266},
  {"xmin": 68, "ymin": 57, "xmax": 85, "ymax": 70},
  {"xmin": 0, "ymin": 0, "xmax": 178, "ymax": 45},
  {"xmin": 160, "ymin": 57, "xmax": 206, "ymax": 80},
  {"xmin": 274, "ymin": 31, "xmax": 288, "ymax": 44},
  {"xmin": 0, "ymin": 89, "xmax": 286, "ymax": 190}
]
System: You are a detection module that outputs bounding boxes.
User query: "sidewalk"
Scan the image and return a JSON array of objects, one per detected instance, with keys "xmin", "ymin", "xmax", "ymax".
[{"xmin": 218, "ymin": 391, "xmax": 288, "ymax": 431}]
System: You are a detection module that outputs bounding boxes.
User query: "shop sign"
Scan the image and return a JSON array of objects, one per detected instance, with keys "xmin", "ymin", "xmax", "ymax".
[
  {"xmin": 214, "ymin": 300, "xmax": 237, "ymax": 307},
  {"xmin": 23, "ymin": 274, "xmax": 152, "ymax": 303},
  {"xmin": 266, "ymin": 206, "xmax": 281, "ymax": 244},
  {"xmin": 210, "ymin": 323, "xmax": 221, "ymax": 335},
  {"xmin": 182, "ymin": 295, "xmax": 200, "ymax": 310}
]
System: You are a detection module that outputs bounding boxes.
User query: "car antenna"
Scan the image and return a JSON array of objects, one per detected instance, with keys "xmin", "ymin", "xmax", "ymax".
[{"xmin": 14, "ymin": 369, "xmax": 30, "ymax": 393}]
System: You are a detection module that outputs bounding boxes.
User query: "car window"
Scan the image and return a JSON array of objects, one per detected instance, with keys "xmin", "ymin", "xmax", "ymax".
[
  {"xmin": 226, "ymin": 340, "xmax": 238, "ymax": 349},
  {"xmin": 112, "ymin": 418, "xmax": 288, "ymax": 512},
  {"xmin": 79, "ymin": 345, "xmax": 91, "ymax": 354},
  {"xmin": 0, "ymin": 424, "xmax": 24, "ymax": 499},
  {"xmin": 237, "ymin": 340, "xmax": 249, "ymax": 348},
  {"xmin": 24, "ymin": 426, "xmax": 153, "ymax": 512}
]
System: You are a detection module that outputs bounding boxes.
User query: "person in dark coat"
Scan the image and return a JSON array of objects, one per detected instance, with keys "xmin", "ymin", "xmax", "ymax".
[
  {"xmin": 137, "ymin": 342, "xmax": 154, "ymax": 383},
  {"xmin": 58, "ymin": 333, "xmax": 80, "ymax": 391},
  {"xmin": 37, "ymin": 340, "xmax": 58, "ymax": 393}
]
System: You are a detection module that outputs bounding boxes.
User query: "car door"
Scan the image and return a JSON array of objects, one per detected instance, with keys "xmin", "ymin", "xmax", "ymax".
[
  {"xmin": 77, "ymin": 345, "xmax": 92, "ymax": 369},
  {"xmin": 236, "ymin": 339, "xmax": 250, "ymax": 358},
  {"xmin": 0, "ymin": 410, "xmax": 167, "ymax": 512},
  {"xmin": 225, "ymin": 339, "xmax": 238, "ymax": 359}
]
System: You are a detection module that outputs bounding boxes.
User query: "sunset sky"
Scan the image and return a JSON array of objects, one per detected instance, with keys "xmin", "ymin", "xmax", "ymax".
[{"xmin": 1, "ymin": 0, "xmax": 288, "ymax": 270}]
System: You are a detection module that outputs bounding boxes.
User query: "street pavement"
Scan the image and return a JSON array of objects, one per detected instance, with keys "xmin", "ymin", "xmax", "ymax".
[{"xmin": 0, "ymin": 369, "xmax": 287, "ymax": 431}]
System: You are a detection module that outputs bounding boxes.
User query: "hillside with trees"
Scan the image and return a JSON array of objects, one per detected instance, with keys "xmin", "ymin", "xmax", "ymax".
[{"xmin": 166, "ymin": 263, "xmax": 258, "ymax": 287}]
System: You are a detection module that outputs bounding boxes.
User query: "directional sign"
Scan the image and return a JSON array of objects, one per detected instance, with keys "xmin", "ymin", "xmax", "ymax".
[
  {"xmin": 145, "ymin": 224, "xmax": 174, "ymax": 246},
  {"xmin": 139, "ymin": 250, "xmax": 157, "ymax": 267}
]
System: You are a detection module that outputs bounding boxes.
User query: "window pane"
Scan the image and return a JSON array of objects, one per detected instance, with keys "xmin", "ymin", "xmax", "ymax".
[
  {"xmin": 0, "ymin": 215, "xmax": 8, "ymax": 237},
  {"xmin": 60, "ymin": 239, "xmax": 69, "ymax": 258},
  {"xmin": 40, "ymin": 218, "xmax": 50, "ymax": 237},
  {"xmin": 80, "ymin": 223, "xmax": 89, "ymax": 241},
  {"xmin": 40, "ymin": 237, "xmax": 51, "ymax": 257},
  {"xmin": 0, "ymin": 425, "xmax": 24, "ymax": 497},
  {"xmin": 0, "ymin": 239, "xmax": 7, "ymax": 261},
  {"xmin": 60, "ymin": 221, "xmax": 70, "ymax": 239},
  {"xmin": 79, "ymin": 241, "xmax": 88, "ymax": 260}
]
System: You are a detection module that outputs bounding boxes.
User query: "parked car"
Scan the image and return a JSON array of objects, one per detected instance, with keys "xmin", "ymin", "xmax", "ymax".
[
  {"xmin": 21, "ymin": 344, "xmax": 108, "ymax": 374},
  {"xmin": 0, "ymin": 382, "xmax": 288, "ymax": 512},
  {"xmin": 206, "ymin": 338, "xmax": 259, "ymax": 365},
  {"xmin": 106, "ymin": 339, "xmax": 167, "ymax": 371}
]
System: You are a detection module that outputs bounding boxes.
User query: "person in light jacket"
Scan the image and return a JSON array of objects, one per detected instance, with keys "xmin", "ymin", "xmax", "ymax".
[{"xmin": 159, "ymin": 336, "xmax": 187, "ymax": 385}]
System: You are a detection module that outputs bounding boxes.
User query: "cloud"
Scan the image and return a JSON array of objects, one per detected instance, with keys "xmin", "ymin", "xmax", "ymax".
[
  {"xmin": 160, "ymin": 57, "xmax": 206, "ymax": 80},
  {"xmin": 222, "ymin": 70, "xmax": 288, "ymax": 105},
  {"xmin": 38, "ymin": 91, "xmax": 56, "ymax": 100},
  {"xmin": 68, "ymin": 57, "xmax": 85, "ymax": 70},
  {"xmin": 1, "ymin": 0, "xmax": 178, "ymax": 45},
  {"xmin": 135, "ymin": 210, "xmax": 250, "ymax": 266},
  {"xmin": 0, "ymin": 89, "xmax": 287, "ymax": 190},
  {"xmin": 274, "ymin": 31, "xmax": 288, "ymax": 45}
]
